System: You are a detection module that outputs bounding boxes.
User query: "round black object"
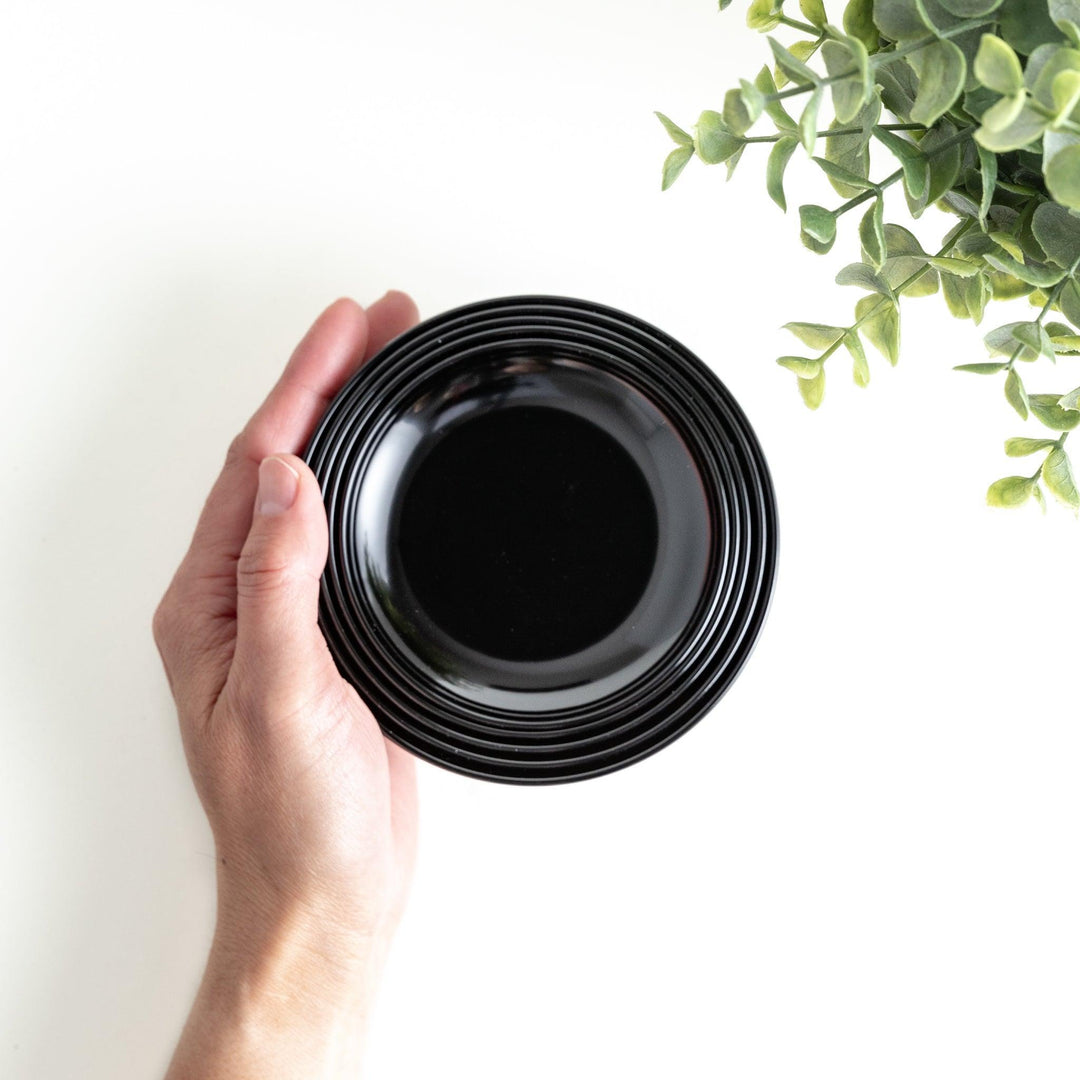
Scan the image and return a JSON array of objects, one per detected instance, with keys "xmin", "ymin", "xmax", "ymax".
[{"xmin": 303, "ymin": 295, "xmax": 778, "ymax": 784}]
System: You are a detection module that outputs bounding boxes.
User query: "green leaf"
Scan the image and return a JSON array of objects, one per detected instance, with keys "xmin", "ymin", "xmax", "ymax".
[
  {"xmin": 843, "ymin": 0, "xmax": 879, "ymax": 51},
  {"xmin": 1005, "ymin": 436, "xmax": 1059, "ymax": 455},
  {"xmin": 822, "ymin": 37, "xmax": 872, "ymax": 124},
  {"xmin": 1047, "ymin": 144, "xmax": 1080, "ymax": 208},
  {"xmin": 955, "ymin": 361, "xmax": 1008, "ymax": 373},
  {"xmin": 999, "ymin": 0, "xmax": 1062, "ymax": 55},
  {"xmin": 694, "ymin": 111, "xmax": 744, "ymax": 164},
  {"xmin": 798, "ymin": 365, "xmax": 826, "ymax": 408},
  {"xmin": 986, "ymin": 321, "xmax": 1054, "ymax": 362},
  {"xmin": 978, "ymin": 90, "xmax": 1026, "ymax": 132},
  {"xmin": 766, "ymin": 136, "xmax": 800, "ymax": 211},
  {"xmin": 800, "ymin": 204, "xmax": 838, "ymax": 253},
  {"xmin": 1047, "ymin": 325, "xmax": 1080, "ymax": 353},
  {"xmin": 661, "ymin": 145, "xmax": 693, "ymax": 190},
  {"xmin": 748, "ymin": 0, "xmax": 783, "ymax": 31},
  {"xmin": 655, "ymin": 111, "xmax": 693, "ymax": 147},
  {"xmin": 983, "ymin": 251, "xmax": 1068, "ymax": 288},
  {"xmin": 777, "ymin": 355, "xmax": 825, "ymax": 378},
  {"xmin": 813, "ymin": 155, "xmax": 878, "ymax": 190},
  {"xmin": 986, "ymin": 474, "xmax": 1038, "ymax": 507},
  {"xmin": 800, "ymin": 86, "xmax": 824, "ymax": 154},
  {"xmin": 856, "ymin": 295, "xmax": 901, "ymax": 364},
  {"xmin": 823, "ymin": 98, "xmax": 880, "ymax": 197},
  {"xmin": 1034, "ymin": 483, "xmax": 1048, "ymax": 512},
  {"xmin": 1051, "ymin": 69, "xmax": 1080, "ymax": 119},
  {"xmin": 769, "ymin": 37, "xmax": 821, "ymax": 86},
  {"xmin": 936, "ymin": 0, "xmax": 1004, "ymax": 14},
  {"xmin": 976, "ymin": 143, "xmax": 997, "ymax": 229},
  {"xmin": 1051, "ymin": 0, "xmax": 1080, "ymax": 45},
  {"xmin": 845, "ymin": 331, "xmax": 871, "ymax": 386},
  {"xmin": 1032, "ymin": 202, "xmax": 1080, "ymax": 270},
  {"xmin": 756, "ymin": 66, "xmax": 799, "ymax": 132},
  {"xmin": 874, "ymin": 126, "xmax": 929, "ymax": 201},
  {"xmin": 724, "ymin": 79, "xmax": 765, "ymax": 136},
  {"xmin": 784, "ymin": 322, "xmax": 847, "ymax": 350},
  {"xmin": 910, "ymin": 39, "xmax": 967, "ymax": 127},
  {"xmin": 801, "ymin": 0, "xmax": 829, "ymax": 26},
  {"xmin": 928, "ymin": 256, "xmax": 980, "ymax": 277},
  {"xmin": 975, "ymin": 105, "xmax": 1049, "ymax": 153},
  {"xmin": 973, "ymin": 33, "xmax": 1024, "ymax": 95},
  {"xmin": 1005, "ymin": 367, "xmax": 1029, "ymax": 419},
  {"xmin": 1030, "ymin": 393, "xmax": 1080, "ymax": 429},
  {"xmin": 860, "ymin": 198, "xmax": 886, "ymax": 269},
  {"xmin": 1060, "ymin": 280, "xmax": 1080, "ymax": 328},
  {"xmin": 1060, "ymin": 384, "xmax": 1080, "ymax": 409},
  {"xmin": 1042, "ymin": 446, "xmax": 1080, "ymax": 506},
  {"xmin": 837, "ymin": 262, "xmax": 895, "ymax": 297},
  {"xmin": 874, "ymin": 0, "xmax": 932, "ymax": 39}
]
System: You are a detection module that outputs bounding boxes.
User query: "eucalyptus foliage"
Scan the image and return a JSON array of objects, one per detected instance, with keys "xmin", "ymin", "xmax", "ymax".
[{"xmin": 659, "ymin": 0, "xmax": 1080, "ymax": 512}]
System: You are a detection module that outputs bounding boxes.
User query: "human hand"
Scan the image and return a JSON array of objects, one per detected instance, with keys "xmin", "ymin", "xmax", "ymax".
[{"xmin": 153, "ymin": 294, "xmax": 421, "ymax": 1079}]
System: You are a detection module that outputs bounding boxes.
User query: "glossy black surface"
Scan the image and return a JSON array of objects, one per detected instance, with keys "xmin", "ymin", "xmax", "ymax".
[{"xmin": 304, "ymin": 296, "xmax": 778, "ymax": 784}]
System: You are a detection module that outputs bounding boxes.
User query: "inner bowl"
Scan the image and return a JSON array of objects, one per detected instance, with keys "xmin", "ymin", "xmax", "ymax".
[{"xmin": 304, "ymin": 295, "xmax": 778, "ymax": 784}]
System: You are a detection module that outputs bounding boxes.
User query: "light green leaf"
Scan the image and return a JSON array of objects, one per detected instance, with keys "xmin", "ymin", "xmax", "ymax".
[
  {"xmin": 798, "ymin": 365, "xmax": 826, "ymax": 408},
  {"xmin": 748, "ymin": 0, "xmax": 783, "ymax": 31},
  {"xmin": 845, "ymin": 331, "xmax": 871, "ymax": 386},
  {"xmin": 783, "ymin": 322, "xmax": 847, "ymax": 350},
  {"xmin": 1032, "ymin": 203, "xmax": 1080, "ymax": 270},
  {"xmin": 860, "ymin": 198, "xmax": 886, "ymax": 269},
  {"xmin": 1005, "ymin": 436, "xmax": 1059, "ymax": 455},
  {"xmin": 813, "ymin": 156, "xmax": 879, "ymax": 190},
  {"xmin": 928, "ymin": 256, "xmax": 980, "ymax": 277},
  {"xmin": 1052, "ymin": 69, "xmax": 1080, "ymax": 120},
  {"xmin": 955, "ymin": 361, "xmax": 1008, "ymax": 373},
  {"xmin": 777, "ymin": 355, "xmax": 825, "ymax": 378},
  {"xmin": 856, "ymin": 295, "xmax": 901, "ymax": 364},
  {"xmin": 655, "ymin": 111, "xmax": 693, "ymax": 147},
  {"xmin": 822, "ymin": 37, "xmax": 872, "ymax": 124},
  {"xmin": 801, "ymin": 0, "xmax": 829, "ymax": 26},
  {"xmin": 986, "ymin": 321, "xmax": 1054, "ymax": 362},
  {"xmin": 984, "ymin": 251, "xmax": 1068, "ymax": 288},
  {"xmin": 1047, "ymin": 143, "xmax": 1080, "ymax": 208},
  {"xmin": 1005, "ymin": 367, "xmax": 1029, "ymax": 419},
  {"xmin": 936, "ymin": 0, "xmax": 1004, "ymax": 14},
  {"xmin": 1042, "ymin": 446, "xmax": 1080, "ymax": 506},
  {"xmin": 837, "ymin": 262, "xmax": 895, "ymax": 297},
  {"xmin": 724, "ymin": 79, "xmax": 766, "ymax": 136},
  {"xmin": 1051, "ymin": 0, "xmax": 1080, "ymax": 44},
  {"xmin": 986, "ymin": 474, "xmax": 1037, "ymax": 507},
  {"xmin": 800, "ymin": 86, "xmax": 824, "ymax": 153},
  {"xmin": 874, "ymin": 126, "xmax": 929, "ymax": 200},
  {"xmin": 661, "ymin": 145, "xmax": 693, "ymax": 190},
  {"xmin": 769, "ymin": 36, "xmax": 821, "ymax": 86},
  {"xmin": 766, "ymin": 136, "xmax": 800, "ymax": 211},
  {"xmin": 978, "ymin": 90, "xmax": 1026, "ymax": 132},
  {"xmin": 694, "ymin": 111, "xmax": 744, "ymax": 164},
  {"xmin": 1030, "ymin": 393, "xmax": 1080, "ymax": 429},
  {"xmin": 1034, "ymin": 483, "xmax": 1048, "ymax": 512},
  {"xmin": 1060, "ymin": 385, "xmax": 1080, "ymax": 410},
  {"xmin": 1060, "ymin": 280, "xmax": 1080, "ymax": 328},
  {"xmin": 910, "ymin": 39, "xmax": 967, "ymax": 127},
  {"xmin": 800, "ymin": 204, "xmax": 838, "ymax": 253},
  {"xmin": 756, "ymin": 66, "xmax": 799, "ymax": 132},
  {"xmin": 975, "ymin": 104, "xmax": 1049, "ymax": 153},
  {"xmin": 973, "ymin": 33, "xmax": 1024, "ymax": 95}
]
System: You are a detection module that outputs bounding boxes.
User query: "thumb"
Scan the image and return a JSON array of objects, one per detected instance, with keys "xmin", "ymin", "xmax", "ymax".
[{"xmin": 233, "ymin": 453, "xmax": 335, "ymax": 714}]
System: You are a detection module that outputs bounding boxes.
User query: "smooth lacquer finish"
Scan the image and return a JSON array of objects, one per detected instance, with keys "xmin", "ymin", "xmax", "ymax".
[{"xmin": 304, "ymin": 296, "xmax": 778, "ymax": 784}]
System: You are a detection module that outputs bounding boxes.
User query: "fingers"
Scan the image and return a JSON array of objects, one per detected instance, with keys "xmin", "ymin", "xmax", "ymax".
[
  {"xmin": 230, "ymin": 454, "xmax": 335, "ymax": 718},
  {"xmin": 365, "ymin": 290, "xmax": 420, "ymax": 357}
]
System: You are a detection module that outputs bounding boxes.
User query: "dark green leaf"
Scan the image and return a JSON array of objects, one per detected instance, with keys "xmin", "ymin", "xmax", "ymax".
[
  {"xmin": 813, "ymin": 156, "xmax": 878, "ymax": 190},
  {"xmin": 998, "ymin": 0, "xmax": 1062, "ymax": 55},
  {"xmin": 937, "ymin": 0, "xmax": 1004, "ymax": 14},
  {"xmin": 874, "ymin": 0, "xmax": 932, "ymax": 39}
]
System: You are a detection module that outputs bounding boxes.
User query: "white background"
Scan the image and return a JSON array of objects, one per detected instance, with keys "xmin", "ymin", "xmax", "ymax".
[{"xmin": 2, "ymin": 2, "xmax": 1078, "ymax": 1077}]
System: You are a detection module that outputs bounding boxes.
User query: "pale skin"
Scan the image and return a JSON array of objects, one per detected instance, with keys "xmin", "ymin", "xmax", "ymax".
[{"xmin": 152, "ymin": 293, "xmax": 422, "ymax": 1078}]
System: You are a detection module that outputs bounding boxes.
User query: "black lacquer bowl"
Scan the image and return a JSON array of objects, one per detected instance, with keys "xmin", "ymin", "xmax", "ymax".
[{"xmin": 303, "ymin": 296, "xmax": 778, "ymax": 784}]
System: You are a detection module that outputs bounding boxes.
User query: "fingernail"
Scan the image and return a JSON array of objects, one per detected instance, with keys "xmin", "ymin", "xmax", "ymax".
[{"xmin": 257, "ymin": 456, "xmax": 300, "ymax": 516}]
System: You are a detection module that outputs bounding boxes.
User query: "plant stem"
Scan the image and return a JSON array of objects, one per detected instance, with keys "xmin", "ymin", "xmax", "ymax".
[
  {"xmin": 779, "ymin": 14, "xmax": 820, "ymax": 35},
  {"xmin": 765, "ymin": 16, "xmax": 997, "ymax": 105},
  {"xmin": 743, "ymin": 122, "xmax": 925, "ymax": 144}
]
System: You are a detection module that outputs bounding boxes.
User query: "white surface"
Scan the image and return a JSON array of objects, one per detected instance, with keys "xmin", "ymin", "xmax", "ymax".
[{"xmin": 2, "ymin": 2, "xmax": 1079, "ymax": 1077}]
